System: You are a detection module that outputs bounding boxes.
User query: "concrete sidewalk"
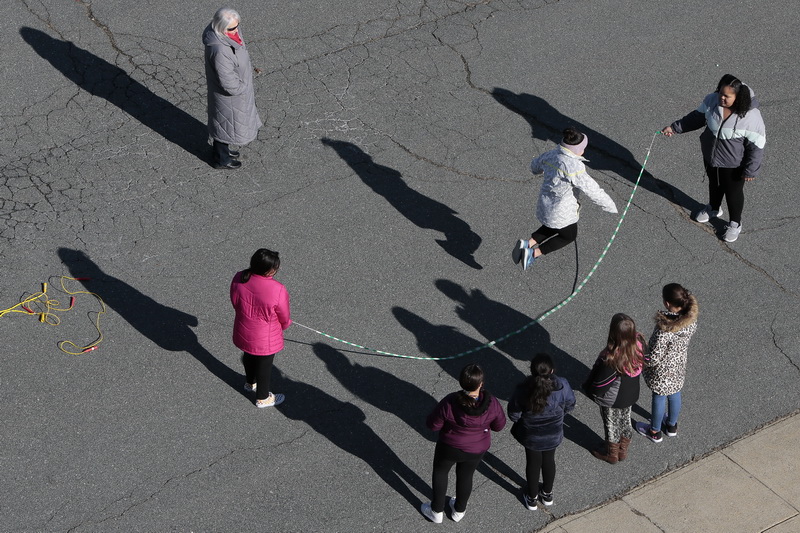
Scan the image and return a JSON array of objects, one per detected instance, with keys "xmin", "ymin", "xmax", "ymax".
[{"xmin": 540, "ymin": 411, "xmax": 800, "ymax": 533}]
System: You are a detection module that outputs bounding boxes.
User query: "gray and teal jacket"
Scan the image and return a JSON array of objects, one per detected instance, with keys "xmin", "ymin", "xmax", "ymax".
[{"xmin": 670, "ymin": 92, "xmax": 766, "ymax": 178}]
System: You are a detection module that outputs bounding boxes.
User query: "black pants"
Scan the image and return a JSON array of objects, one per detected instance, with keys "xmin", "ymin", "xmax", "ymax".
[
  {"xmin": 525, "ymin": 448, "xmax": 556, "ymax": 498},
  {"xmin": 706, "ymin": 164, "xmax": 745, "ymax": 224},
  {"xmin": 532, "ymin": 222, "xmax": 578, "ymax": 255},
  {"xmin": 213, "ymin": 139, "xmax": 233, "ymax": 165},
  {"xmin": 242, "ymin": 352, "xmax": 275, "ymax": 401},
  {"xmin": 431, "ymin": 442, "xmax": 484, "ymax": 513}
]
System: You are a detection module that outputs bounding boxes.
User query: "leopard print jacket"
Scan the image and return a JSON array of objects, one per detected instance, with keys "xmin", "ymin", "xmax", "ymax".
[{"xmin": 644, "ymin": 295, "xmax": 698, "ymax": 396}]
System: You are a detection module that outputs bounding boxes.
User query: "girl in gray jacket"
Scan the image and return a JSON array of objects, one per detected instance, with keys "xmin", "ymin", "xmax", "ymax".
[
  {"xmin": 662, "ymin": 74, "xmax": 766, "ymax": 242},
  {"xmin": 512, "ymin": 127, "xmax": 618, "ymax": 270}
]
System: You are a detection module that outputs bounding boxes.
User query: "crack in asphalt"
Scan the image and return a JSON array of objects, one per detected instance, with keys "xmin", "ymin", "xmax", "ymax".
[
  {"xmin": 5, "ymin": 1, "xmax": 798, "ymax": 531},
  {"xmin": 771, "ymin": 314, "xmax": 800, "ymax": 375}
]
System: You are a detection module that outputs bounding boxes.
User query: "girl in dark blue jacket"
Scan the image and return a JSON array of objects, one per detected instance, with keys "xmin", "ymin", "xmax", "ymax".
[{"xmin": 508, "ymin": 353, "xmax": 576, "ymax": 511}]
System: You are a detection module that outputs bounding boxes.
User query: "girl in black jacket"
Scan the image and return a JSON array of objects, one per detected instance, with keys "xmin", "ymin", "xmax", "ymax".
[
  {"xmin": 583, "ymin": 313, "xmax": 645, "ymax": 464},
  {"xmin": 508, "ymin": 353, "xmax": 575, "ymax": 510}
]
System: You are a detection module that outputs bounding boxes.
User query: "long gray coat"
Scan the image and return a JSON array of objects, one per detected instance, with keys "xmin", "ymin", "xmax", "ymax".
[{"xmin": 203, "ymin": 24, "xmax": 262, "ymax": 145}]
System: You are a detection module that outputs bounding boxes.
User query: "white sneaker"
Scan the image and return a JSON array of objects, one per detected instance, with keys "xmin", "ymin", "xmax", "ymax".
[
  {"xmin": 256, "ymin": 393, "xmax": 285, "ymax": 408},
  {"xmin": 723, "ymin": 221, "xmax": 742, "ymax": 242},
  {"xmin": 448, "ymin": 497, "xmax": 465, "ymax": 522},
  {"xmin": 420, "ymin": 502, "xmax": 443, "ymax": 523},
  {"xmin": 693, "ymin": 204, "xmax": 723, "ymax": 223}
]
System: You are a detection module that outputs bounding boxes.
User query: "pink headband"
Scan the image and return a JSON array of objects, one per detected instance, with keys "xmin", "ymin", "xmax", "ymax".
[{"xmin": 561, "ymin": 133, "xmax": 588, "ymax": 155}]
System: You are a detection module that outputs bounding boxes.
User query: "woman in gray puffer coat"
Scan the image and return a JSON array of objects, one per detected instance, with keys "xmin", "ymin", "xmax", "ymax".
[
  {"xmin": 661, "ymin": 74, "xmax": 765, "ymax": 243},
  {"xmin": 203, "ymin": 7, "xmax": 262, "ymax": 169},
  {"xmin": 636, "ymin": 283, "xmax": 698, "ymax": 443}
]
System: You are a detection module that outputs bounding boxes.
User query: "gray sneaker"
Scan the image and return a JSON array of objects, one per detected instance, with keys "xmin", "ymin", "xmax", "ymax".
[
  {"xmin": 693, "ymin": 205, "xmax": 724, "ymax": 223},
  {"xmin": 723, "ymin": 221, "xmax": 742, "ymax": 242}
]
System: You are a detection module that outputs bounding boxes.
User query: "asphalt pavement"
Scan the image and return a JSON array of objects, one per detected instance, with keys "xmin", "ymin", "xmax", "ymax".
[{"xmin": 1, "ymin": 1, "xmax": 798, "ymax": 532}]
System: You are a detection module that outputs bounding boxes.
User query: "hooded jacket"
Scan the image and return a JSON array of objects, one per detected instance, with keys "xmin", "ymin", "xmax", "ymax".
[
  {"xmin": 670, "ymin": 92, "xmax": 765, "ymax": 178},
  {"xmin": 583, "ymin": 341, "xmax": 644, "ymax": 409},
  {"xmin": 645, "ymin": 295, "xmax": 699, "ymax": 396},
  {"xmin": 530, "ymin": 146, "xmax": 618, "ymax": 229},
  {"xmin": 203, "ymin": 23, "xmax": 262, "ymax": 145},
  {"xmin": 427, "ymin": 390, "xmax": 506, "ymax": 454},
  {"xmin": 230, "ymin": 272, "xmax": 291, "ymax": 355},
  {"xmin": 508, "ymin": 376, "xmax": 576, "ymax": 451}
]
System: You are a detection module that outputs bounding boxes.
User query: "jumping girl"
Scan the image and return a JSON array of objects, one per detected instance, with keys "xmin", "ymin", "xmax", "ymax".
[{"xmin": 512, "ymin": 127, "xmax": 618, "ymax": 270}]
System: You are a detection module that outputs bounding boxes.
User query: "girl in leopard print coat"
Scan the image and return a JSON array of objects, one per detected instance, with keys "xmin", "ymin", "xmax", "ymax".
[{"xmin": 637, "ymin": 284, "xmax": 698, "ymax": 442}]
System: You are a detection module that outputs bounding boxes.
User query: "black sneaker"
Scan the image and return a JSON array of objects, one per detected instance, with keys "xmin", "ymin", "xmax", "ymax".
[
  {"xmin": 522, "ymin": 490, "xmax": 538, "ymax": 511},
  {"xmin": 664, "ymin": 422, "xmax": 678, "ymax": 437},
  {"xmin": 213, "ymin": 159, "xmax": 243, "ymax": 170},
  {"xmin": 538, "ymin": 489, "xmax": 554, "ymax": 507},
  {"xmin": 635, "ymin": 421, "xmax": 663, "ymax": 442}
]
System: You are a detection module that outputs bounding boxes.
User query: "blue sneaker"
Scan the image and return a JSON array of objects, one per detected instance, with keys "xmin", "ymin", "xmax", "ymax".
[
  {"xmin": 511, "ymin": 239, "xmax": 527, "ymax": 265},
  {"xmin": 523, "ymin": 247, "xmax": 536, "ymax": 270}
]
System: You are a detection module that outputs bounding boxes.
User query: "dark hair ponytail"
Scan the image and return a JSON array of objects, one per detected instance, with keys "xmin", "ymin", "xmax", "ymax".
[
  {"xmin": 524, "ymin": 353, "xmax": 555, "ymax": 414},
  {"xmin": 662, "ymin": 283, "xmax": 694, "ymax": 317},
  {"xmin": 241, "ymin": 248, "xmax": 280, "ymax": 283},
  {"xmin": 715, "ymin": 74, "xmax": 752, "ymax": 116},
  {"xmin": 457, "ymin": 363, "xmax": 484, "ymax": 409}
]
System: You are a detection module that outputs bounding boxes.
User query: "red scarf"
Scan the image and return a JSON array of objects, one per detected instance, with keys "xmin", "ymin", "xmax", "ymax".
[{"xmin": 226, "ymin": 31, "xmax": 243, "ymax": 45}]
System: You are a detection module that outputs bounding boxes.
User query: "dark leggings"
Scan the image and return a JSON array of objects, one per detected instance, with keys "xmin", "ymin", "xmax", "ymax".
[
  {"xmin": 525, "ymin": 448, "xmax": 556, "ymax": 498},
  {"xmin": 706, "ymin": 164, "xmax": 745, "ymax": 224},
  {"xmin": 213, "ymin": 139, "xmax": 233, "ymax": 164},
  {"xmin": 242, "ymin": 352, "xmax": 275, "ymax": 400},
  {"xmin": 531, "ymin": 223, "xmax": 578, "ymax": 255},
  {"xmin": 431, "ymin": 442, "xmax": 485, "ymax": 513}
]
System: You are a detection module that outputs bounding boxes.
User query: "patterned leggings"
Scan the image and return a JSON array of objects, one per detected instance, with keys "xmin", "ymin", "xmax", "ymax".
[{"xmin": 600, "ymin": 406, "xmax": 633, "ymax": 442}]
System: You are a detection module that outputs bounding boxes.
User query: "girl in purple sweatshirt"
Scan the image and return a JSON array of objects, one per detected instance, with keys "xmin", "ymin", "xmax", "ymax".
[{"xmin": 421, "ymin": 364, "xmax": 506, "ymax": 523}]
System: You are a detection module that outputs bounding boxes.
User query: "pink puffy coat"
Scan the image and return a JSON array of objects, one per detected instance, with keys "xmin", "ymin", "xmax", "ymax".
[{"xmin": 230, "ymin": 271, "xmax": 292, "ymax": 355}]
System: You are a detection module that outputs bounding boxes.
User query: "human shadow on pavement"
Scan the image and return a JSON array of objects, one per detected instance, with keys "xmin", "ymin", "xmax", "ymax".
[
  {"xmin": 435, "ymin": 280, "xmax": 580, "ymax": 369},
  {"xmin": 57, "ymin": 248, "xmax": 244, "ymax": 395},
  {"xmin": 271, "ymin": 367, "xmax": 430, "ymax": 507},
  {"xmin": 321, "ymin": 138, "xmax": 483, "ymax": 269},
  {"xmin": 479, "ymin": 451, "xmax": 528, "ymax": 496},
  {"xmin": 313, "ymin": 343, "xmax": 539, "ymax": 497},
  {"xmin": 21, "ymin": 27, "xmax": 208, "ymax": 162},
  {"xmin": 392, "ymin": 307, "xmax": 524, "ymax": 402},
  {"xmin": 490, "ymin": 88, "xmax": 702, "ymax": 213},
  {"xmin": 313, "ymin": 342, "xmax": 438, "ymax": 441},
  {"xmin": 434, "ymin": 279, "xmax": 598, "ymax": 450}
]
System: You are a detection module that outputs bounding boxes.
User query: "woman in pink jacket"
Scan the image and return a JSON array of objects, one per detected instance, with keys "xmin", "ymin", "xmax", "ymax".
[{"xmin": 231, "ymin": 249, "xmax": 292, "ymax": 407}]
